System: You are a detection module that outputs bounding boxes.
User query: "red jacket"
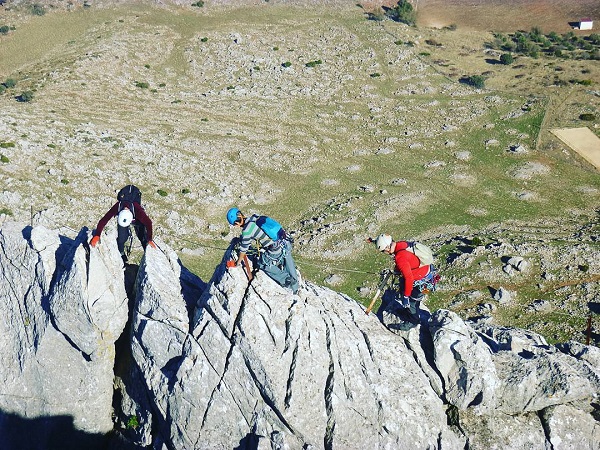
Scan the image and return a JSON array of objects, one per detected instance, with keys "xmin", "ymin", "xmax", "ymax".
[
  {"xmin": 93, "ymin": 202, "xmax": 153, "ymax": 240},
  {"xmin": 394, "ymin": 241, "xmax": 430, "ymax": 296}
]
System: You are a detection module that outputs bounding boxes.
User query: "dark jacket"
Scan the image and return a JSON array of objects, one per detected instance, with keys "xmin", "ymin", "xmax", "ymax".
[{"xmin": 93, "ymin": 202, "xmax": 153, "ymax": 240}]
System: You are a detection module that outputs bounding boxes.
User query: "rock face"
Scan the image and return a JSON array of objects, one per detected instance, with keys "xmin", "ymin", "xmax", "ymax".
[
  {"xmin": 1, "ymin": 222, "xmax": 599, "ymax": 449},
  {"xmin": 0, "ymin": 222, "xmax": 128, "ymax": 450}
]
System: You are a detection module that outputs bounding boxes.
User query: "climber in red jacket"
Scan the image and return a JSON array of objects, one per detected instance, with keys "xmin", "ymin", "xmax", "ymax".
[{"xmin": 372, "ymin": 234, "xmax": 433, "ymax": 323}]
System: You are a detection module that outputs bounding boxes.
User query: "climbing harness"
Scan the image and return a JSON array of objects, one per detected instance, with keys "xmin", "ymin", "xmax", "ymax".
[{"xmin": 412, "ymin": 266, "xmax": 441, "ymax": 294}]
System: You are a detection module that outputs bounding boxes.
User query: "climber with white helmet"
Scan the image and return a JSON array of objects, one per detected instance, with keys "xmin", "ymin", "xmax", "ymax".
[
  {"xmin": 90, "ymin": 185, "xmax": 156, "ymax": 263},
  {"xmin": 226, "ymin": 207, "xmax": 299, "ymax": 294},
  {"xmin": 368, "ymin": 233, "xmax": 437, "ymax": 324}
]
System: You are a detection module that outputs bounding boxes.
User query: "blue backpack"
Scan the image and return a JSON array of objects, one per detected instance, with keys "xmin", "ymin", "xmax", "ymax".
[{"xmin": 256, "ymin": 215, "xmax": 288, "ymax": 241}]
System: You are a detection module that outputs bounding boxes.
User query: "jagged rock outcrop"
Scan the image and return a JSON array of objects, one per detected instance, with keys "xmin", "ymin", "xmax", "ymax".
[
  {"xmin": 1, "ymin": 222, "xmax": 599, "ymax": 449},
  {"xmin": 128, "ymin": 246, "xmax": 463, "ymax": 448},
  {"xmin": 126, "ymin": 242, "xmax": 600, "ymax": 449},
  {"xmin": 0, "ymin": 222, "xmax": 129, "ymax": 449}
]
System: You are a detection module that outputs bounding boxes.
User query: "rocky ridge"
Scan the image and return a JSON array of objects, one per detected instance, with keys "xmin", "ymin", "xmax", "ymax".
[{"xmin": 0, "ymin": 221, "xmax": 599, "ymax": 449}]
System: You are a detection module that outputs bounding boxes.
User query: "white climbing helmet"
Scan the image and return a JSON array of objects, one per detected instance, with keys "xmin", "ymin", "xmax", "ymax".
[
  {"xmin": 375, "ymin": 234, "xmax": 392, "ymax": 251},
  {"xmin": 117, "ymin": 209, "xmax": 133, "ymax": 227}
]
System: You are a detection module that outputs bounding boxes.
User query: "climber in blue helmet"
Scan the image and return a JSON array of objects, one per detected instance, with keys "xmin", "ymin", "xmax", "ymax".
[{"xmin": 226, "ymin": 207, "xmax": 299, "ymax": 295}]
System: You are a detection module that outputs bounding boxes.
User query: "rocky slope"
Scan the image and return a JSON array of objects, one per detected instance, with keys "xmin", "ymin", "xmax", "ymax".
[{"xmin": 0, "ymin": 221, "xmax": 599, "ymax": 449}]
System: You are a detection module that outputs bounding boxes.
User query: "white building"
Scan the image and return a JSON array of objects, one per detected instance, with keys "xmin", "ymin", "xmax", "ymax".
[{"xmin": 579, "ymin": 18, "xmax": 593, "ymax": 30}]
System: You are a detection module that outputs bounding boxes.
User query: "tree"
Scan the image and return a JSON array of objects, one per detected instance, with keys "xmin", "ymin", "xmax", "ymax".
[
  {"xmin": 500, "ymin": 53, "xmax": 514, "ymax": 65},
  {"xmin": 385, "ymin": 0, "xmax": 416, "ymax": 26},
  {"xmin": 461, "ymin": 75, "xmax": 486, "ymax": 89}
]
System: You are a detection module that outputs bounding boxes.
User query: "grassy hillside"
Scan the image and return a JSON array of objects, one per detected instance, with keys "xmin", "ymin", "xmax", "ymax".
[{"xmin": 0, "ymin": 1, "xmax": 598, "ymax": 344}]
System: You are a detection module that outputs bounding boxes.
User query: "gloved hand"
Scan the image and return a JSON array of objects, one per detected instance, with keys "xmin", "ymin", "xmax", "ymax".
[
  {"xmin": 148, "ymin": 240, "xmax": 157, "ymax": 249},
  {"xmin": 226, "ymin": 260, "xmax": 236, "ymax": 269},
  {"xmin": 90, "ymin": 235, "xmax": 100, "ymax": 247},
  {"xmin": 401, "ymin": 295, "xmax": 411, "ymax": 308}
]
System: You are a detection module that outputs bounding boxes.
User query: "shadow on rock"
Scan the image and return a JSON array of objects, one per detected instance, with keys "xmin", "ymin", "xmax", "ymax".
[{"xmin": 0, "ymin": 410, "xmax": 108, "ymax": 450}]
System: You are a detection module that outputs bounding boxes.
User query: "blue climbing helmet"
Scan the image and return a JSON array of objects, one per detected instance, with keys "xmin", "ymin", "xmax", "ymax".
[{"xmin": 226, "ymin": 207, "xmax": 241, "ymax": 225}]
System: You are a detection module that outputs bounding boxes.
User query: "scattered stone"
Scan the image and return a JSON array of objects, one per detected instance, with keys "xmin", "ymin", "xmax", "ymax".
[
  {"xmin": 477, "ymin": 302, "xmax": 496, "ymax": 314},
  {"xmin": 506, "ymin": 256, "xmax": 529, "ymax": 271},
  {"xmin": 527, "ymin": 299, "xmax": 552, "ymax": 312},
  {"xmin": 492, "ymin": 287, "xmax": 513, "ymax": 304},
  {"xmin": 508, "ymin": 144, "xmax": 528, "ymax": 154},
  {"xmin": 324, "ymin": 273, "xmax": 343, "ymax": 285},
  {"xmin": 454, "ymin": 151, "xmax": 471, "ymax": 161},
  {"xmin": 424, "ymin": 160, "xmax": 446, "ymax": 168}
]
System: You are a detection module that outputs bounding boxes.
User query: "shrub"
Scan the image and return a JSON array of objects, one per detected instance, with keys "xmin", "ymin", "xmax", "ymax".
[
  {"xmin": 192, "ymin": 1, "xmax": 204, "ymax": 7},
  {"xmin": 471, "ymin": 237, "xmax": 483, "ymax": 246},
  {"xmin": 157, "ymin": 189, "xmax": 168, "ymax": 197},
  {"xmin": 181, "ymin": 188, "xmax": 191, "ymax": 194},
  {"xmin": 385, "ymin": 0, "xmax": 416, "ymax": 26},
  {"xmin": 462, "ymin": 75, "xmax": 486, "ymax": 89},
  {"xmin": 500, "ymin": 53, "xmax": 514, "ymax": 65},
  {"xmin": 369, "ymin": 72, "xmax": 381, "ymax": 78},
  {"xmin": 126, "ymin": 415, "xmax": 139, "ymax": 429},
  {"xmin": 31, "ymin": 4, "xmax": 46, "ymax": 16},
  {"xmin": 0, "ymin": 25, "xmax": 9, "ymax": 35},
  {"xmin": 3, "ymin": 78, "xmax": 17, "ymax": 88},
  {"xmin": 579, "ymin": 113, "xmax": 596, "ymax": 121},
  {"xmin": 282, "ymin": 61, "xmax": 292, "ymax": 68},
  {"xmin": 200, "ymin": 37, "xmax": 208, "ymax": 42},
  {"xmin": 60, "ymin": 179, "xmax": 69, "ymax": 185},
  {"xmin": 0, "ymin": 154, "xmax": 9, "ymax": 163},
  {"xmin": 305, "ymin": 59, "xmax": 322, "ymax": 68},
  {"xmin": 0, "ymin": 207, "xmax": 12, "ymax": 216},
  {"xmin": 0, "ymin": 142, "xmax": 15, "ymax": 148},
  {"xmin": 579, "ymin": 264, "xmax": 589, "ymax": 272},
  {"xmin": 425, "ymin": 39, "xmax": 442, "ymax": 47},
  {"xmin": 16, "ymin": 91, "xmax": 34, "ymax": 102},
  {"xmin": 134, "ymin": 81, "xmax": 149, "ymax": 89}
]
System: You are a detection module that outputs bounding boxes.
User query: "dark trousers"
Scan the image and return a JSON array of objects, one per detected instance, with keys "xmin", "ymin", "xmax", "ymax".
[
  {"xmin": 396, "ymin": 281, "xmax": 424, "ymax": 323},
  {"xmin": 117, "ymin": 223, "xmax": 148, "ymax": 255}
]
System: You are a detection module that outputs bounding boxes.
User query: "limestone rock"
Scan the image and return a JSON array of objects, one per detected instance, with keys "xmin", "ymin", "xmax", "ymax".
[
  {"xmin": 131, "ymin": 247, "xmax": 465, "ymax": 449},
  {"xmin": 0, "ymin": 222, "xmax": 128, "ymax": 449}
]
